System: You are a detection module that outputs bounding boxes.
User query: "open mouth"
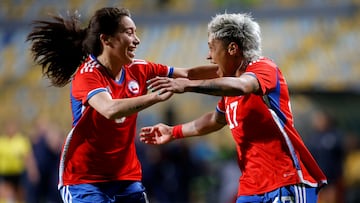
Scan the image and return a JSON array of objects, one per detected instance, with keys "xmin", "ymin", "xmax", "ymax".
[{"xmin": 128, "ymin": 47, "xmax": 136, "ymax": 58}]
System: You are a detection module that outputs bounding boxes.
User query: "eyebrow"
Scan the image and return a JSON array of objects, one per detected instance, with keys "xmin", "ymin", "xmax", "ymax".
[{"xmin": 120, "ymin": 27, "xmax": 136, "ymax": 33}]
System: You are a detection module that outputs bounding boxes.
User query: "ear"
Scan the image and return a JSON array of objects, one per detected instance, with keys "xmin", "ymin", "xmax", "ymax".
[
  {"xmin": 227, "ymin": 42, "xmax": 239, "ymax": 55},
  {"xmin": 100, "ymin": 34, "xmax": 111, "ymax": 46}
]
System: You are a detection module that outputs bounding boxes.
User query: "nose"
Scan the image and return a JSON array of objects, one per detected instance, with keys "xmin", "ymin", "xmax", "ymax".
[
  {"xmin": 134, "ymin": 34, "xmax": 140, "ymax": 45},
  {"xmin": 206, "ymin": 52, "xmax": 212, "ymax": 60}
]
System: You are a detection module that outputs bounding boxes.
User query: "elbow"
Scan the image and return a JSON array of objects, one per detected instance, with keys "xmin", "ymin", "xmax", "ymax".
[
  {"xmin": 238, "ymin": 86, "xmax": 250, "ymax": 95},
  {"xmin": 106, "ymin": 113, "xmax": 117, "ymax": 120},
  {"xmin": 225, "ymin": 86, "xmax": 249, "ymax": 96},
  {"xmin": 102, "ymin": 110, "xmax": 117, "ymax": 120},
  {"xmin": 99, "ymin": 106, "xmax": 121, "ymax": 120},
  {"xmin": 88, "ymin": 93, "xmax": 128, "ymax": 120},
  {"xmin": 237, "ymin": 82, "xmax": 256, "ymax": 95},
  {"xmin": 229, "ymin": 76, "xmax": 259, "ymax": 95}
]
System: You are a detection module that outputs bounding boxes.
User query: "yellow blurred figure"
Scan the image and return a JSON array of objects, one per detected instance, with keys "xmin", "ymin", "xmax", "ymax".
[
  {"xmin": 343, "ymin": 133, "xmax": 360, "ymax": 203},
  {"xmin": 0, "ymin": 121, "xmax": 31, "ymax": 203}
]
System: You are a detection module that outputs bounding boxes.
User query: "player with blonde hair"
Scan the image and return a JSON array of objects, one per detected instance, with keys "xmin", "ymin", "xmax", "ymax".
[{"xmin": 141, "ymin": 12, "xmax": 327, "ymax": 203}]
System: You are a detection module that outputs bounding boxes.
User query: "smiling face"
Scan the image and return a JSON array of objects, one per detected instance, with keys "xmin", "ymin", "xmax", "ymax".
[{"xmin": 104, "ymin": 16, "xmax": 140, "ymax": 65}]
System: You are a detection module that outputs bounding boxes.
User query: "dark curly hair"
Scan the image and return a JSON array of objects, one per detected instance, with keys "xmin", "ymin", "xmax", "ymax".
[{"xmin": 27, "ymin": 7, "xmax": 131, "ymax": 87}]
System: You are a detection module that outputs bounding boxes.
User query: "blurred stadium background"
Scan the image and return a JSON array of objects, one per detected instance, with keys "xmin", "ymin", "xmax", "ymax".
[{"xmin": 1, "ymin": 0, "xmax": 360, "ymax": 202}]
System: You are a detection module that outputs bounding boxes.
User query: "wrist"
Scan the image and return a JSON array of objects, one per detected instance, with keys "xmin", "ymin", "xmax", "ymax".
[
  {"xmin": 172, "ymin": 125, "xmax": 184, "ymax": 139},
  {"xmin": 151, "ymin": 91, "xmax": 163, "ymax": 103},
  {"xmin": 184, "ymin": 80, "xmax": 201, "ymax": 93}
]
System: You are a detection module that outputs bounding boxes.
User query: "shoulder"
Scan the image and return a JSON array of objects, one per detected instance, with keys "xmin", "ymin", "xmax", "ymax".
[
  {"xmin": 74, "ymin": 56, "xmax": 103, "ymax": 81},
  {"xmin": 246, "ymin": 57, "xmax": 278, "ymax": 76},
  {"xmin": 78, "ymin": 56, "xmax": 102, "ymax": 74},
  {"xmin": 248, "ymin": 57, "xmax": 277, "ymax": 68},
  {"xmin": 71, "ymin": 56, "xmax": 106, "ymax": 89},
  {"xmin": 126, "ymin": 59, "xmax": 168, "ymax": 69},
  {"xmin": 126, "ymin": 59, "xmax": 149, "ymax": 68}
]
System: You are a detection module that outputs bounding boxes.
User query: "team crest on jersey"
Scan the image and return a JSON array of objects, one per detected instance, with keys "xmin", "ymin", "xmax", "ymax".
[{"xmin": 128, "ymin": 80, "xmax": 140, "ymax": 94}]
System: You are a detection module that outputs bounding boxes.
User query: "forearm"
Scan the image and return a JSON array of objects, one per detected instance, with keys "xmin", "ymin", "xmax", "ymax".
[
  {"xmin": 186, "ymin": 65, "xmax": 218, "ymax": 80},
  {"xmin": 139, "ymin": 112, "xmax": 225, "ymax": 144},
  {"xmin": 172, "ymin": 65, "xmax": 218, "ymax": 79},
  {"xmin": 184, "ymin": 77, "xmax": 258, "ymax": 96},
  {"xmin": 109, "ymin": 94, "xmax": 159, "ymax": 118},
  {"xmin": 176, "ymin": 112, "xmax": 225, "ymax": 138},
  {"xmin": 90, "ymin": 91, "xmax": 165, "ymax": 120},
  {"xmin": 184, "ymin": 78, "xmax": 245, "ymax": 96}
]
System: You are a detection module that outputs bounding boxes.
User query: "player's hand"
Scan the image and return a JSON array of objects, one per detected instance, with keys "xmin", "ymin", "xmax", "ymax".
[
  {"xmin": 147, "ymin": 77, "xmax": 188, "ymax": 94},
  {"xmin": 139, "ymin": 123, "xmax": 173, "ymax": 145},
  {"xmin": 154, "ymin": 87, "xmax": 173, "ymax": 102}
]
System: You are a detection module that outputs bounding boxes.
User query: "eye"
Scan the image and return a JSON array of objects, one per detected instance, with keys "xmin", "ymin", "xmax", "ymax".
[
  {"xmin": 122, "ymin": 28, "xmax": 135, "ymax": 36},
  {"xmin": 126, "ymin": 30, "xmax": 133, "ymax": 35}
]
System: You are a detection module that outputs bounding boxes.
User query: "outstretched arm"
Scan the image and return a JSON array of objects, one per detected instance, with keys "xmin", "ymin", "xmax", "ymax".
[
  {"xmin": 139, "ymin": 111, "xmax": 226, "ymax": 145},
  {"xmin": 88, "ymin": 90, "xmax": 173, "ymax": 120},
  {"xmin": 148, "ymin": 73, "xmax": 260, "ymax": 97}
]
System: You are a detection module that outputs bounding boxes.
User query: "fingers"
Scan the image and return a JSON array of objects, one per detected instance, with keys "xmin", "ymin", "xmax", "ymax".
[
  {"xmin": 146, "ymin": 76, "xmax": 160, "ymax": 84},
  {"xmin": 139, "ymin": 126, "xmax": 155, "ymax": 137},
  {"xmin": 157, "ymin": 90, "xmax": 173, "ymax": 101},
  {"xmin": 139, "ymin": 127, "xmax": 157, "ymax": 144},
  {"xmin": 140, "ymin": 136, "xmax": 157, "ymax": 144},
  {"xmin": 156, "ymin": 88, "xmax": 168, "ymax": 96},
  {"xmin": 147, "ymin": 77, "xmax": 172, "ymax": 92}
]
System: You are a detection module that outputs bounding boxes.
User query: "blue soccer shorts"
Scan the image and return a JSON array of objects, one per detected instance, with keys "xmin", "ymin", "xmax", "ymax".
[
  {"xmin": 59, "ymin": 181, "xmax": 149, "ymax": 203},
  {"xmin": 236, "ymin": 184, "xmax": 319, "ymax": 203}
]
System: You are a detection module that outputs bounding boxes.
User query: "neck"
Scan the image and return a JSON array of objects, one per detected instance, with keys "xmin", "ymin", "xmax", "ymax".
[
  {"xmin": 235, "ymin": 59, "xmax": 247, "ymax": 77},
  {"xmin": 97, "ymin": 55, "xmax": 122, "ymax": 80}
]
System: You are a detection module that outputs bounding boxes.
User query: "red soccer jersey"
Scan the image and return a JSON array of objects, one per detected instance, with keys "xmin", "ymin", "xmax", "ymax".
[
  {"xmin": 58, "ymin": 55, "xmax": 173, "ymax": 187},
  {"xmin": 217, "ymin": 57, "xmax": 327, "ymax": 196}
]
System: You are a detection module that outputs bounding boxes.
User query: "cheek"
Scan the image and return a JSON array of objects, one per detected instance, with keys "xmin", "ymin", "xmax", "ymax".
[
  {"xmin": 117, "ymin": 36, "xmax": 131, "ymax": 46},
  {"xmin": 215, "ymin": 51, "xmax": 225, "ymax": 63},
  {"xmin": 117, "ymin": 41, "xmax": 129, "ymax": 53},
  {"xmin": 211, "ymin": 50, "xmax": 219, "ymax": 61}
]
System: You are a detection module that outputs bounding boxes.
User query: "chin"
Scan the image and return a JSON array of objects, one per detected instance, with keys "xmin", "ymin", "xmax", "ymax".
[{"xmin": 125, "ymin": 57, "xmax": 133, "ymax": 64}]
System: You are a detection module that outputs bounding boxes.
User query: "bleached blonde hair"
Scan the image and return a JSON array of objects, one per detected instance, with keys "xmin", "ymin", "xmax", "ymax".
[{"xmin": 208, "ymin": 12, "xmax": 262, "ymax": 62}]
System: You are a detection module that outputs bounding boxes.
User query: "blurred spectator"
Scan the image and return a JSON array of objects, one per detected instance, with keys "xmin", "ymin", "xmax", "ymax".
[
  {"xmin": 137, "ymin": 141, "xmax": 199, "ymax": 203},
  {"xmin": 305, "ymin": 110, "xmax": 344, "ymax": 203},
  {"xmin": 216, "ymin": 148, "xmax": 241, "ymax": 203},
  {"xmin": 0, "ymin": 120, "xmax": 31, "ymax": 203},
  {"xmin": 23, "ymin": 118, "xmax": 63, "ymax": 203},
  {"xmin": 343, "ymin": 132, "xmax": 360, "ymax": 203},
  {"xmin": 188, "ymin": 141, "xmax": 218, "ymax": 203}
]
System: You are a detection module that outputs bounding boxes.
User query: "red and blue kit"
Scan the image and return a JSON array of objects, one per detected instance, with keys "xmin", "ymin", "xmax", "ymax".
[
  {"xmin": 58, "ymin": 55, "xmax": 173, "ymax": 188},
  {"xmin": 216, "ymin": 57, "xmax": 327, "ymax": 196}
]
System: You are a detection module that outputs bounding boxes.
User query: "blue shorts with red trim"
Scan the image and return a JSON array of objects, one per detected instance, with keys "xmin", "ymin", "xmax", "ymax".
[
  {"xmin": 59, "ymin": 181, "xmax": 148, "ymax": 203},
  {"xmin": 236, "ymin": 184, "xmax": 319, "ymax": 203}
]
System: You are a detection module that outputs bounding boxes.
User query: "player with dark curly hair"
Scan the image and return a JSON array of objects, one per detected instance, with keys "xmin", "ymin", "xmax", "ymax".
[{"xmin": 27, "ymin": 7, "xmax": 217, "ymax": 203}]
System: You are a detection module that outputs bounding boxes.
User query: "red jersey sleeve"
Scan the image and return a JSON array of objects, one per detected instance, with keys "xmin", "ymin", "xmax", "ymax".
[
  {"xmin": 127, "ymin": 59, "xmax": 173, "ymax": 80},
  {"xmin": 71, "ymin": 62, "xmax": 107, "ymax": 105},
  {"xmin": 216, "ymin": 97, "xmax": 226, "ymax": 114},
  {"xmin": 246, "ymin": 58, "xmax": 278, "ymax": 95}
]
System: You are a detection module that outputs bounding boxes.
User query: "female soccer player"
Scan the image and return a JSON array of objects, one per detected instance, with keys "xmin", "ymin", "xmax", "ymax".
[
  {"xmin": 27, "ymin": 7, "xmax": 216, "ymax": 203},
  {"xmin": 141, "ymin": 12, "xmax": 327, "ymax": 203}
]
